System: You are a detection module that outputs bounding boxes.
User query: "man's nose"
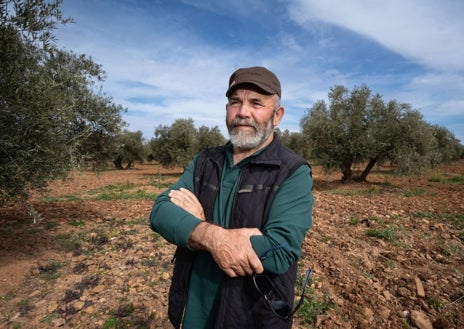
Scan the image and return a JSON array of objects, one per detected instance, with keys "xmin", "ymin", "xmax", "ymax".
[{"xmin": 236, "ymin": 102, "xmax": 252, "ymax": 117}]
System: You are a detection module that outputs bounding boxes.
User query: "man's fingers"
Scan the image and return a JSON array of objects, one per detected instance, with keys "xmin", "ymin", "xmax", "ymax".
[{"xmin": 169, "ymin": 188, "xmax": 206, "ymax": 220}]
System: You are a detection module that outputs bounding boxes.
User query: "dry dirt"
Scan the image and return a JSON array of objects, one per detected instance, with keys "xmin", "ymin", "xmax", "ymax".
[{"xmin": 0, "ymin": 162, "xmax": 463, "ymax": 329}]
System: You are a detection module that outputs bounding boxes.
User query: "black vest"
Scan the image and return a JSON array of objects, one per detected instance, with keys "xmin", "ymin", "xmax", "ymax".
[{"xmin": 168, "ymin": 135, "xmax": 309, "ymax": 329}]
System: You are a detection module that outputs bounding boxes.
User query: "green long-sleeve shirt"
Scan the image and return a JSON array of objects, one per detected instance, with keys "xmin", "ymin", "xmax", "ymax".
[{"xmin": 150, "ymin": 145, "xmax": 313, "ymax": 328}]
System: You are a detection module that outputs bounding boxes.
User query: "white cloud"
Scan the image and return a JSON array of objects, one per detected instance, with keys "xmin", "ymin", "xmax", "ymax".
[
  {"xmin": 55, "ymin": 0, "xmax": 464, "ymax": 144},
  {"xmin": 288, "ymin": 0, "xmax": 464, "ymax": 72}
]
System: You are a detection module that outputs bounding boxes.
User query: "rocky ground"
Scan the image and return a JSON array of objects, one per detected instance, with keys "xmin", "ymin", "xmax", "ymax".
[{"xmin": 0, "ymin": 161, "xmax": 463, "ymax": 329}]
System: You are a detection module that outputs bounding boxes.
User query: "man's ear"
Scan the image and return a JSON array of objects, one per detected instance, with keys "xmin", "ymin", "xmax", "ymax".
[{"xmin": 273, "ymin": 106, "xmax": 284, "ymax": 126}]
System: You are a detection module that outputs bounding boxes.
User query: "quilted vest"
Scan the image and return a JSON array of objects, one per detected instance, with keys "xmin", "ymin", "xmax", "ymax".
[{"xmin": 168, "ymin": 134, "xmax": 309, "ymax": 329}]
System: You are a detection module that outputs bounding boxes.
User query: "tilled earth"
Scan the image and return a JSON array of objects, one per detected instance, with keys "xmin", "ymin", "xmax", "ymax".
[{"xmin": 0, "ymin": 162, "xmax": 463, "ymax": 329}]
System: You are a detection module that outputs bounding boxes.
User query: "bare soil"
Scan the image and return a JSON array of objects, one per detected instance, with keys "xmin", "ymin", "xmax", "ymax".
[{"xmin": 0, "ymin": 162, "xmax": 463, "ymax": 329}]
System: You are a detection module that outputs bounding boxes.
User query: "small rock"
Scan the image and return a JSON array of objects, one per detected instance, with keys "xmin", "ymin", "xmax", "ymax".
[
  {"xmin": 51, "ymin": 318, "xmax": 66, "ymax": 327},
  {"xmin": 378, "ymin": 305, "xmax": 391, "ymax": 318},
  {"xmin": 362, "ymin": 307, "xmax": 374, "ymax": 323},
  {"xmin": 411, "ymin": 310, "xmax": 433, "ymax": 329},
  {"xmin": 84, "ymin": 305, "xmax": 95, "ymax": 314},
  {"xmin": 73, "ymin": 301, "xmax": 85, "ymax": 311},
  {"xmin": 48, "ymin": 301, "xmax": 59, "ymax": 312},
  {"xmin": 383, "ymin": 290, "xmax": 393, "ymax": 301},
  {"xmin": 414, "ymin": 276, "xmax": 425, "ymax": 297},
  {"xmin": 92, "ymin": 285, "xmax": 105, "ymax": 293},
  {"xmin": 160, "ymin": 272, "xmax": 170, "ymax": 281},
  {"xmin": 315, "ymin": 314, "xmax": 330, "ymax": 327}
]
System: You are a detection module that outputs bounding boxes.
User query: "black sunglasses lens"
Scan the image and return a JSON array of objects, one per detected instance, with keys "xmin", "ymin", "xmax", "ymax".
[
  {"xmin": 254, "ymin": 275, "xmax": 273, "ymax": 295},
  {"xmin": 271, "ymin": 300, "xmax": 291, "ymax": 317}
]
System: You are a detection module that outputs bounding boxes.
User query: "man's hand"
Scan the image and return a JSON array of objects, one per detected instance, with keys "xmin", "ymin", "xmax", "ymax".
[
  {"xmin": 169, "ymin": 187, "xmax": 264, "ymax": 277},
  {"xmin": 190, "ymin": 222, "xmax": 264, "ymax": 278},
  {"xmin": 169, "ymin": 188, "xmax": 206, "ymax": 220}
]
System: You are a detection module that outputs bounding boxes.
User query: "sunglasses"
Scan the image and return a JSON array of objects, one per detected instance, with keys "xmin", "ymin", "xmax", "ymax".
[{"xmin": 253, "ymin": 268, "xmax": 312, "ymax": 319}]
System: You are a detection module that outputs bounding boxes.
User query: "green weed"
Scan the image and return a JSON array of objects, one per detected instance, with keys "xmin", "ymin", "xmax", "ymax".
[
  {"xmin": 297, "ymin": 292, "xmax": 335, "ymax": 324},
  {"xmin": 17, "ymin": 299, "xmax": 32, "ymax": 314},
  {"xmin": 429, "ymin": 174, "xmax": 464, "ymax": 184},
  {"xmin": 37, "ymin": 261, "xmax": 64, "ymax": 281},
  {"xmin": 102, "ymin": 317, "xmax": 120, "ymax": 329},
  {"xmin": 295, "ymin": 271, "xmax": 335, "ymax": 325},
  {"xmin": 54, "ymin": 232, "xmax": 82, "ymax": 252},
  {"xmin": 42, "ymin": 195, "xmax": 82, "ymax": 202},
  {"xmin": 414, "ymin": 212, "xmax": 464, "ymax": 228},
  {"xmin": 366, "ymin": 225, "xmax": 399, "ymax": 241},
  {"xmin": 403, "ymin": 189, "xmax": 427, "ymax": 197},
  {"xmin": 348, "ymin": 215, "xmax": 360, "ymax": 225},
  {"xmin": 93, "ymin": 189, "xmax": 157, "ymax": 201},
  {"xmin": 332, "ymin": 187, "xmax": 380, "ymax": 197}
]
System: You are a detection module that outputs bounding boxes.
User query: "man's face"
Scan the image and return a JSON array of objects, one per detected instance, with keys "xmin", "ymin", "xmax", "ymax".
[{"xmin": 226, "ymin": 87, "xmax": 283, "ymax": 150}]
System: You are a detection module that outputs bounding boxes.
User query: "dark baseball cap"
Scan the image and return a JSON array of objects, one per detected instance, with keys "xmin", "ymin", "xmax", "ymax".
[{"xmin": 225, "ymin": 66, "xmax": 281, "ymax": 98}]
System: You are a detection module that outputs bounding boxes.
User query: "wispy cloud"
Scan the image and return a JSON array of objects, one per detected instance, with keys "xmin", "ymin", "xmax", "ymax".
[
  {"xmin": 288, "ymin": 0, "xmax": 464, "ymax": 72},
  {"xmin": 56, "ymin": 0, "xmax": 464, "ymax": 143}
]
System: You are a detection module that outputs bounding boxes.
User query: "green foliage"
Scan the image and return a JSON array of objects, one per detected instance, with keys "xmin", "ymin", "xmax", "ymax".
[
  {"xmin": 113, "ymin": 130, "xmax": 146, "ymax": 169},
  {"xmin": 196, "ymin": 125, "xmax": 226, "ymax": 152},
  {"xmin": 277, "ymin": 128, "xmax": 309, "ymax": 158},
  {"xmin": 149, "ymin": 118, "xmax": 225, "ymax": 167},
  {"xmin": 429, "ymin": 174, "xmax": 464, "ymax": 184},
  {"xmin": 413, "ymin": 211, "xmax": 463, "ymax": 229},
  {"xmin": 366, "ymin": 225, "xmax": 399, "ymax": 241},
  {"xmin": 348, "ymin": 215, "xmax": 360, "ymax": 225},
  {"xmin": 0, "ymin": 0, "xmax": 126, "ymax": 204},
  {"xmin": 37, "ymin": 260, "xmax": 64, "ymax": 280},
  {"xmin": 102, "ymin": 317, "xmax": 120, "ymax": 329},
  {"xmin": 300, "ymin": 85, "xmax": 463, "ymax": 182}
]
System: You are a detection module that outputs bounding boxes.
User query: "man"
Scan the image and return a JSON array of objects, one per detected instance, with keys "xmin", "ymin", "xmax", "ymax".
[{"xmin": 150, "ymin": 66, "xmax": 313, "ymax": 329}]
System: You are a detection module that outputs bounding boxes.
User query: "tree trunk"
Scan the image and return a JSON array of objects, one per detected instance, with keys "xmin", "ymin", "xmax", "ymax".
[
  {"xmin": 340, "ymin": 159, "xmax": 353, "ymax": 182},
  {"xmin": 355, "ymin": 158, "xmax": 377, "ymax": 182},
  {"xmin": 113, "ymin": 156, "xmax": 123, "ymax": 170}
]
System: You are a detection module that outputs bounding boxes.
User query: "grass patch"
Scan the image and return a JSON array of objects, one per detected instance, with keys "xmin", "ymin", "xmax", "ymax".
[
  {"xmin": 332, "ymin": 187, "xmax": 381, "ymax": 197},
  {"xmin": 54, "ymin": 232, "xmax": 82, "ymax": 253},
  {"xmin": 42, "ymin": 182, "xmax": 158, "ymax": 202},
  {"xmin": 295, "ymin": 271, "xmax": 335, "ymax": 325},
  {"xmin": 90, "ymin": 182, "xmax": 138, "ymax": 194},
  {"xmin": 17, "ymin": 298, "xmax": 33, "ymax": 314},
  {"xmin": 403, "ymin": 189, "xmax": 427, "ymax": 197},
  {"xmin": 348, "ymin": 215, "xmax": 360, "ymax": 225},
  {"xmin": 102, "ymin": 317, "xmax": 121, "ymax": 329},
  {"xmin": 414, "ymin": 212, "xmax": 464, "ymax": 228},
  {"xmin": 42, "ymin": 195, "xmax": 83, "ymax": 202},
  {"xmin": 93, "ymin": 189, "xmax": 157, "ymax": 201},
  {"xmin": 37, "ymin": 261, "xmax": 64, "ymax": 281},
  {"xmin": 429, "ymin": 174, "xmax": 464, "ymax": 184},
  {"xmin": 366, "ymin": 225, "xmax": 400, "ymax": 242}
]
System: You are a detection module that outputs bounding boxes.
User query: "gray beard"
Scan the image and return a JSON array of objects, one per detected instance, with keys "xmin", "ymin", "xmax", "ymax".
[{"xmin": 227, "ymin": 118, "xmax": 274, "ymax": 150}]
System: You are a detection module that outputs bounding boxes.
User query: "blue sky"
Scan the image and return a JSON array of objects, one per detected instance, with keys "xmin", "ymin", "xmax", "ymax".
[{"xmin": 55, "ymin": 0, "xmax": 464, "ymax": 143}]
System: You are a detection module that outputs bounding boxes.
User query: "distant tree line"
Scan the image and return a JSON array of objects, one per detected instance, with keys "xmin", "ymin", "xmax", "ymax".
[{"xmin": 1, "ymin": 0, "xmax": 462, "ymax": 206}]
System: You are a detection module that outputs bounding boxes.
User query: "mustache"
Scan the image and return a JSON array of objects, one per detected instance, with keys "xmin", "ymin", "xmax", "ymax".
[{"xmin": 230, "ymin": 119, "xmax": 258, "ymax": 130}]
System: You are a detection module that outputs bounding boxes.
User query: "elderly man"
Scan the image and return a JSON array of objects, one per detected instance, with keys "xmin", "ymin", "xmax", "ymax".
[{"xmin": 150, "ymin": 66, "xmax": 313, "ymax": 329}]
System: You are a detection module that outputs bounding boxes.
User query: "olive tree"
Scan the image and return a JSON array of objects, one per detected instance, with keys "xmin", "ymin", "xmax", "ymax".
[
  {"xmin": 149, "ymin": 119, "xmax": 226, "ymax": 167},
  {"xmin": 196, "ymin": 125, "xmax": 226, "ymax": 152},
  {"xmin": 301, "ymin": 85, "xmax": 459, "ymax": 181},
  {"xmin": 113, "ymin": 130, "xmax": 146, "ymax": 169},
  {"xmin": 150, "ymin": 118, "xmax": 198, "ymax": 167},
  {"xmin": 277, "ymin": 128, "xmax": 308, "ymax": 159},
  {"xmin": 0, "ymin": 0, "xmax": 126, "ymax": 204}
]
